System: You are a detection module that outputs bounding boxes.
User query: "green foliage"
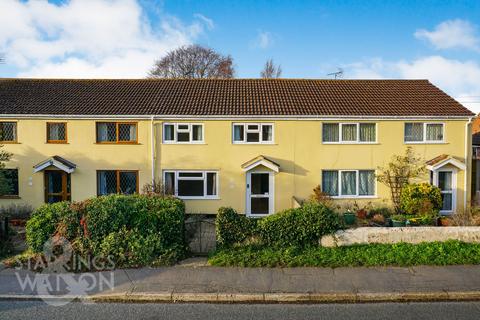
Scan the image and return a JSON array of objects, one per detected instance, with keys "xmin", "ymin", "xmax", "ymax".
[
  {"xmin": 25, "ymin": 194, "xmax": 186, "ymax": 268},
  {"xmin": 209, "ymin": 241, "xmax": 480, "ymax": 267},
  {"xmin": 391, "ymin": 214, "xmax": 406, "ymax": 222},
  {"xmin": 376, "ymin": 147, "xmax": 427, "ymax": 213},
  {"xmin": 259, "ymin": 202, "xmax": 342, "ymax": 247},
  {"xmin": 26, "ymin": 202, "xmax": 73, "ymax": 252},
  {"xmin": 367, "ymin": 207, "xmax": 393, "ymax": 219},
  {"xmin": 215, "ymin": 202, "xmax": 342, "ymax": 248},
  {"xmin": 215, "ymin": 207, "xmax": 258, "ymax": 247},
  {"xmin": 400, "ymin": 183, "xmax": 442, "ymax": 216}
]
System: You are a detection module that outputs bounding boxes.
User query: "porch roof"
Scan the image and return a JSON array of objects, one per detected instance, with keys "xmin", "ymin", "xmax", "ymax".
[
  {"xmin": 33, "ymin": 156, "xmax": 77, "ymax": 173},
  {"xmin": 426, "ymin": 154, "xmax": 466, "ymax": 171},
  {"xmin": 241, "ymin": 155, "xmax": 280, "ymax": 172}
]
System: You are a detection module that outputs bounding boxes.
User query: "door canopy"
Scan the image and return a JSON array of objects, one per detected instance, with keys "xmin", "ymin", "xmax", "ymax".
[
  {"xmin": 33, "ymin": 156, "xmax": 77, "ymax": 173},
  {"xmin": 241, "ymin": 155, "xmax": 280, "ymax": 172},
  {"xmin": 426, "ymin": 154, "xmax": 466, "ymax": 171}
]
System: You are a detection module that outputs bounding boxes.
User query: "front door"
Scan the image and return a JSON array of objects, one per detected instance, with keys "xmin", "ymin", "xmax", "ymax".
[
  {"xmin": 44, "ymin": 170, "xmax": 71, "ymax": 203},
  {"xmin": 246, "ymin": 172, "xmax": 273, "ymax": 216},
  {"xmin": 434, "ymin": 170, "xmax": 456, "ymax": 214}
]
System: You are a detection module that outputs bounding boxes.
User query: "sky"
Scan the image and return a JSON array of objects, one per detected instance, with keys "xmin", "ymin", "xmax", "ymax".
[{"xmin": 1, "ymin": 0, "xmax": 480, "ymax": 112}]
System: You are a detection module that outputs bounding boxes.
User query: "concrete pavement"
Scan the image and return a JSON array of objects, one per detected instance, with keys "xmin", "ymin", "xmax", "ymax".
[{"xmin": 1, "ymin": 259, "xmax": 480, "ymax": 303}]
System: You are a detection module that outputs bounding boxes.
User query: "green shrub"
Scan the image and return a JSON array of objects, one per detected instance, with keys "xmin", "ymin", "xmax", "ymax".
[
  {"xmin": 216, "ymin": 202, "xmax": 342, "ymax": 248},
  {"xmin": 25, "ymin": 194, "xmax": 186, "ymax": 268},
  {"xmin": 215, "ymin": 207, "xmax": 258, "ymax": 247},
  {"xmin": 400, "ymin": 183, "xmax": 442, "ymax": 216},
  {"xmin": 26, "ymin": 202, "xmax": 74, "ymax": 252},
  {"xmin": 259, "ymin": 202, "xmax": 342, "ymax": 247}
]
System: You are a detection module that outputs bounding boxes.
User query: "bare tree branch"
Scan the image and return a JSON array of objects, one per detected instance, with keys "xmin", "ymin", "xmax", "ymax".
[
  {"xmin": 148, "ymin": 45, "xmax": 235, "ymax": 79},
  {"xmin": 260, "ymin": 59, "xmax": 282, "ymax": 78}
]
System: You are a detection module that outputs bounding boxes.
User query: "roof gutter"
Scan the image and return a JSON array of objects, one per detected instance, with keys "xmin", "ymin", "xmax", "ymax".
[{"xmin": 0, "ymin": 114, "xmax": 473, "ymax": 121}]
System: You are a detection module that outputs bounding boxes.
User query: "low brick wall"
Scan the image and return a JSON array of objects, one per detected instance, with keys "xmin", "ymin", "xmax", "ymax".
[{"xmin": 320, "ymin": 227, "xmax": 480, "ymax": 247}]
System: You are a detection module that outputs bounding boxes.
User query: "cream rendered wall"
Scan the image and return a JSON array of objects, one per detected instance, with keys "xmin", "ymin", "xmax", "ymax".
[
  {"xmin": 157, "ymin": 119, "xmax": 470, "ymax": 215},
  {"xmin": 0, "ymin": 118, "xmax": 470, "ymax": 215},
  {"xmin": 0, "ymin": 119, "xmax": 152, "ymax": 208}
]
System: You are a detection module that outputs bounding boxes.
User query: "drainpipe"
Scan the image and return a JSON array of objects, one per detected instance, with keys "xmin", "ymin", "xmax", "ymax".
[
  {"xmin": 465, "ymin": 117, "xmax": 473, "ymax": 211},
  {"xmin": 151, "ymin": 116, "xmax": 155, "ymax": 185}
]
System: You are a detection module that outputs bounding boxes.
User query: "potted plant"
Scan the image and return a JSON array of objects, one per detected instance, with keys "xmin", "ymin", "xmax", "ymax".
[
  {"xmin": 391, "ymin": 214, "xmax": 406, "ymax": 227},
  {"xmin": 438, "ymin": 216, "xmax": 451, "ymax": 226}
]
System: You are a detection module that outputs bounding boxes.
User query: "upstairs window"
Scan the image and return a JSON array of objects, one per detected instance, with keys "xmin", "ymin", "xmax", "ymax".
[
  {"xmin": 163, "ymin": 123, "xmax": 204, "ymax": 143},
  {"xmin": 97, "ymin": 170, "xmax": 138, "ymax": 195},
  {"xmin": 404, "ymin": 123, "xmax": 444, "ymax": 143},
  {"xmin": 322, "ymin": 123, "xmax": 376, "ymax": 143},
  {"xmin": 233, "ymin": 123, "xmax": 273, "ymax": 144},
  {"xmin": 322, "ymin": 170, "xmax": 375, "ymax": 198},
  {"xmin": 164, "ymin": 170, "xmax": 218, "ymax": 199},
  {"xmin": 0, "ymin": 169, "xmax": 19, "ymax": 197},
  {"xmin": 96, "ymin": 122, "xmax": 137, "ymax": 144},
  {"xmin": 0, "ymin": 122, "xmax": 17, "ymax": 142},
  {"xmin": 47, "ymin": 122, "xmax": 67, "ymax": 143}
]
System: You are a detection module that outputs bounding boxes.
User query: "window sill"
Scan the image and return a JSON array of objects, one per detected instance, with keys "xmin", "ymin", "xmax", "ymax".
[
  {"xmin": 178, "ymin": 196, "xmax": 220, "ymax": 200},
  {"xmin": 0, "ymin": 195, "xmax": 21, "ymax": 199},
  {"xmin": 163, "ymin": 142, "xmax": 206, "ymax": 145},
  {"xmin": 232, "ymin": 142, "xmax": 276, "ymax": 145},
  {"xmin": 46, "ymin": 142, "xmax": 69, "ymax": 144},
  {"xmin": 95, "ymin": 142, "xmax": 141, "ymax": 145},
  {"xmin": 0, "ymin": 141, "xmax": 20, "ymax": 144},
  {"xmin": 331, "ymin": 196, "xmax": 378, "ymax": 199},
  {"xmin": 404, "ymin": 141, "xmax": 447, "ymax": 145},
  {"xmin": 322, "ymin": 142, "xmax": 379, "ymax": 145}
]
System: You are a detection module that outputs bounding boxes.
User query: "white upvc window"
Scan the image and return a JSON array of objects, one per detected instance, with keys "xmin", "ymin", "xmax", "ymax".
[
  {"xmin": 404, "ymin": 122, "xmax": 445, "ymax": 143},
  {"xmin": 163, "ymin": 170, "xmax": 218, "ymax": 199},
  {"xmin": 163, "ymin": 123, "xmax": 204, "ymax": 143},
  {"xmin": 232, "ymin": 123, "xmax": 274, "ymax": 144},
  {"xmin": 321, "ymin": 169, "xmax": 376, "ymax": 198},
  {"xmin": 322, "ymin": 123, "xmax": 377, "ymax": 143}
]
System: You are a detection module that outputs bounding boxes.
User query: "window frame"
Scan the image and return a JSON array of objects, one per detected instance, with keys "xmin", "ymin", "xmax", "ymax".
[
  {"xmin": 232, "ymin": 123, "xmax": 274, "ymax": 144},
  {"xmin": 0, "ymin": 168, "xmax": 19, "ymax": 198},
  {"xmin": 404, "ymin": 122, "xmax": 445, "ymax": 144},
  {"xmin": 163, "ymin": 170, "xmax": 219, "ymax": 199},
  {"xmin": 322, "ymin": 169, "xmax": 377, "ymax": 199},
  {"xmin": 96, "ymin": 170, "xmax": 139, "ymax": 196},
  {"xmin": 322, "ymin": 122, "xmax": 377, "ymax": 144},
  {"xmin": 162, "ymin": 123, "xmax": 204, "ymax": 144},
  {"xmin": 0, "ymin": 121, "xmax": 18, "ymax": 143},
  {"xmin": 96, "ymin": 122, "xmax": 138, "ymax": 144},
  {"xmin": 46, "ymin": 122, "xmax": 68, "ymax": 144}
]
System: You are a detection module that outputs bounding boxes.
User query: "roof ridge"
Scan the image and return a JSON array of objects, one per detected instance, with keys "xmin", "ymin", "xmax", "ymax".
[{"xmin": 0, "ymin": 78, "xmax": 431, "ymax": 82}]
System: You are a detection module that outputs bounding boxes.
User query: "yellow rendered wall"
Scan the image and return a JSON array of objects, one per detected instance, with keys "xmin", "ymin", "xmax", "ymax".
[
  {"xmin": 157, "ymin": 119, "xmax": 470, "ymax": 215},
  {"xmin": 0, "ymin": 119, "xmax": 152, "ymax": 208},
  {"xmin": 0, "ymin": 118, "xmax": 470, "ymax": 215}
]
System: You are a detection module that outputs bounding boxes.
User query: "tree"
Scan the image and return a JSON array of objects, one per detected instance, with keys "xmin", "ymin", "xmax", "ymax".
[
  {"xmin": 376, "ymin": 147, "xmax": 427, "ymax": 213},
  {"xmin": 148, "ymin": 45, "xmax": 235, "ymax": 79},
  {"xmin": 260, "ymin": 59, "xmax": 282, "ymax": 78}
]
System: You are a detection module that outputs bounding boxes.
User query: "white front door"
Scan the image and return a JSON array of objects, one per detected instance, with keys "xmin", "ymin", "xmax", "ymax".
[
  {"xmin": 434, "ymin": 170, "xmax": 456, "ymax": 214},
  {"xmin": 246, "ymin": 172, "xmax": 274, "ymax": 216}
]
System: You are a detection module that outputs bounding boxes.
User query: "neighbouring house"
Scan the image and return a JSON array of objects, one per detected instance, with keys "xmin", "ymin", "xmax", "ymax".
[
  {"xmin": 0, "ymin": 78, "xmax": 474, "ymax": 216},
  {"xmin": 472, "ymin": 117, "xmax": 480, "ymax": 203}
]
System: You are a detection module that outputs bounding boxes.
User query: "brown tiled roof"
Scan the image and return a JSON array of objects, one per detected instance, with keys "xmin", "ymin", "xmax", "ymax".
[{"xmin": 0, "ymin": 78, "xmax": 474, "ymax": 117}]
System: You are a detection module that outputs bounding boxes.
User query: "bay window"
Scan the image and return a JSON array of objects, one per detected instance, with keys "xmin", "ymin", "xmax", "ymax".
[
  {"xmin": 322, "ymin": 123, "xmax": 376, "ymax": 143},
  {"xmin": 163, "ymin": 123, "xmax": 204, "ymax": 143},
  {"xmin": 322, "ymin": 170, "xmax": 376, "ymax": 197},
  {"xmin": 164, "ymin": 170, "xmax": 218, "ymax": 199},
  {"xmin": 404, "ymin": 123, "xmax": 444, "ymax": 143},
  {"xmin": 232, "ymin": 123, "xmax": 273, "ymax": 143}
]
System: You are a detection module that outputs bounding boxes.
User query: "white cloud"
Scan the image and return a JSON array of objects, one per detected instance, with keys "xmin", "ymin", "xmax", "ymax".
[
  {"xmin": 252, "ymin": 31, "xmax": 274, "ymax": 49},
  {"xmin": 415, "ymin": 19, "xmax": 480, "ymax": 51},
  {"xmin": 194, "ymin": 13, "xmax": 214, "ymax": 30},
  {"xmin": 345, "ymin": 56, "xmax": 480, "ymax": 114},
  {"xmin": 0, "ymin": 0, "xmax": 213, "ymax": 78}
]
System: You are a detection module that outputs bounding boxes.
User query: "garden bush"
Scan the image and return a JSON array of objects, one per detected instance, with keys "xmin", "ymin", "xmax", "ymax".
[
  {"xmin": 25, "ymin": 194, "xmax": 186, "ymax": 268},
  {"xmin": 216, "ymin": 207, "xmax": 259, "ymax": 247},
  {"xmin": 215, "ymin": 202, "xmax": 342, "ymax": 248},
  {"xmin": 400, "ymin": 183, "xmax": 442, "ymax": 216}
]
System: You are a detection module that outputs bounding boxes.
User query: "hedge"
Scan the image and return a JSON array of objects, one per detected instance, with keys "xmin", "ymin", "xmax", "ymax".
[
  {"xmin": 25, "ymin": 194, "xmax": 186, "ymax": 268},
  {"xmin": 215, "ymin": 202, "xmax": 342, "ymax": 248}
]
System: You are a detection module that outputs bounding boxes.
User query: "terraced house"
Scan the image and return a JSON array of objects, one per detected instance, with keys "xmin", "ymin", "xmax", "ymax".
[{"xmin": 0, "ymin": 78, "xmax": 474, "ymax": 216}]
